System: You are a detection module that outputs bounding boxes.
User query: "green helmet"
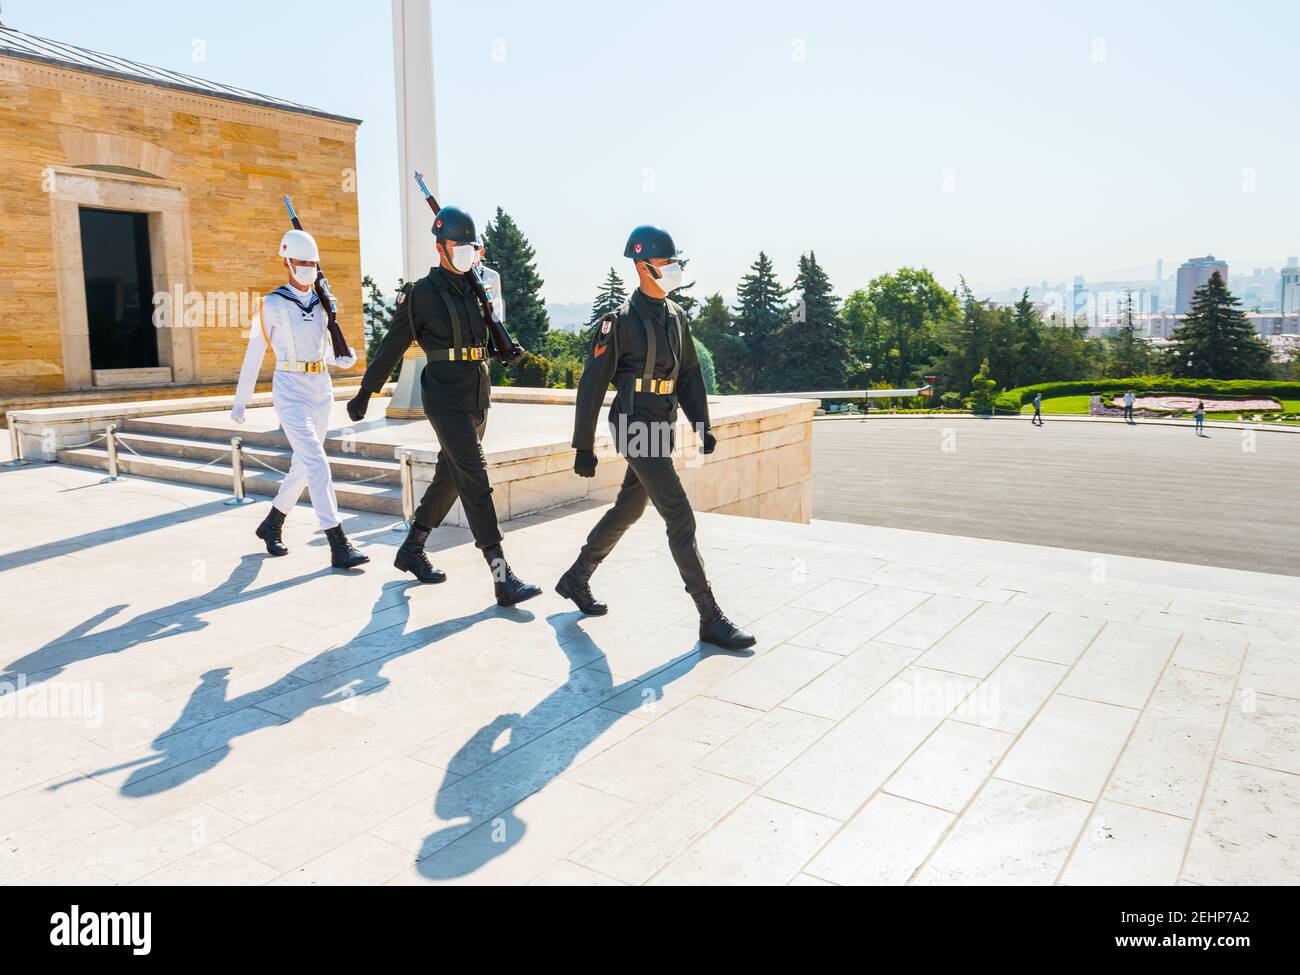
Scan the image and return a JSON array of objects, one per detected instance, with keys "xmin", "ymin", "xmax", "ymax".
[
  {"xmin": 624, "ymin": 225, "xmax": 677, "ymax": 261},
  {"xmin": 433, "ymin": 205, "xmax": 477, "ymax": 243}
]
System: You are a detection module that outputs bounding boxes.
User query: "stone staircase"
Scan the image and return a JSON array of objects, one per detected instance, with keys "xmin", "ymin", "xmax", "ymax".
[{"xmin": 56, "ymin": 415, "xmax": 404, "ymax": 514}]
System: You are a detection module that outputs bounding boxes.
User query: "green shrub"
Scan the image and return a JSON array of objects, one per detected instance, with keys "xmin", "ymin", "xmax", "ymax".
[
  {"xmin": 970, "ymin": 359, "xmax": 997, "ymax": 414},
  {"xmin": 693, "ymin": 336, "xmax": 718, "ymax": 394},
  {"xmin": 511, "ymin": 351, "xmax": 551, "ymax": 388}
]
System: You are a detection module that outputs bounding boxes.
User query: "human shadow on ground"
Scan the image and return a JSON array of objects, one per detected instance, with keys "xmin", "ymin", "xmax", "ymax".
[
  {"xmin": 415, "ymin": 613, "xmax": 753, "ymax": 880},
  {"xmin": 0, "ymin": 554, "xmax": 341, "ymax": 695},
  {"xmin": 0, "ymin": 499, "xmax": 232, "ymax": 574},
  {"xmin": 64, "ymin": 581, "xmax": 534, "ymax": 798}
]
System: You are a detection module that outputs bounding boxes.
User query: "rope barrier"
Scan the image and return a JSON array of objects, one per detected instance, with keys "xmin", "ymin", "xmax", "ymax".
[
  {"xmin": 57, "ymin": 433, "xmax": 111, "ymax": 449},
  {"xmin": 243, "ymin": 453, "xmax": 290, "ymax": 477},
  {"xmin": 331, "ymin": 469, "xmax": 399, "ymax": 486}
]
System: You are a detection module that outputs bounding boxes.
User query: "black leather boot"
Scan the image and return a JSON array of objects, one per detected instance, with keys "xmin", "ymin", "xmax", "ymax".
[
  {"xmin": 394, "ymin": 523, "xmax": 445, "ymax": 583},
  {"xmin": 555, "ymin": 558, "xmax": 607, "ymax": 615},
  {"xmin": 255, "ymin": 506, "xmax": 289, "ymax": 557},
  {"xmin": 325, "ymin": 525, "xmax": 369, "ymax": 569},
  {"xmin": 692, "ymin": 587, "xmax": 756, "ymax": 650},
  {"xmin": 485, "ymin": 545, "xmax": 541, "ymax": 606}
]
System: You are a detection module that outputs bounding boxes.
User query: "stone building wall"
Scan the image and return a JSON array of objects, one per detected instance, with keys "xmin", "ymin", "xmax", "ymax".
[{"xmin": 0, "ymin": 53, "xmax": 363, "ymax": 401}]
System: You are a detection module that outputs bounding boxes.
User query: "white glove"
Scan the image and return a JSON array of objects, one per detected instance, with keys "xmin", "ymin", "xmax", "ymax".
[
  {"xmin": 334, "ymin": 351, "xmax": 357, "ymax": 370},
  {"xmin": 230, "ymin": 404, "xmax": 246, "ymax": 425}
]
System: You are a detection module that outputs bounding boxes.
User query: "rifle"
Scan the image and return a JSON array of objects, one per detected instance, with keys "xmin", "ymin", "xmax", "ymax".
[
  {"xmin": 413, "ymin": 171, "xmax": 524, "ymax": 364},
  {"xmin": 282, "ymin": 195, "xmax": 351, "ymax": 360}
]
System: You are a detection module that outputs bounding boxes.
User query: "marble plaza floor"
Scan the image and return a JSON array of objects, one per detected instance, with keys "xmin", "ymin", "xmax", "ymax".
[{"xmin": 1, "ymin": 456, "xmax": 1297, "ymax": 885}]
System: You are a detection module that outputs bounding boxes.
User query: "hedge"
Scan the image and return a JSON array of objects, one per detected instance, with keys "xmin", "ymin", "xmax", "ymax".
[{"xmin": 993, "ymin": 376, "xmax": 1300, "ymax": 414}]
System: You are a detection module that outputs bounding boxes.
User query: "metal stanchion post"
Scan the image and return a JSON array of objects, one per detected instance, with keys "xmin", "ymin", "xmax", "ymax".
[
  {"xmin": 392, "ymin": 449, "xmax": 414, "ymax": 531},
  {"xmin": 102, "ymin": 424, "xmax": 123, "ymax": 482},
  {"xmin": 6, "ymin": 417, "xmax": 28, "ymax": 466},
  {"xmin": 225, "ymin": 436, "xmax": 255, "ymax": 506}
]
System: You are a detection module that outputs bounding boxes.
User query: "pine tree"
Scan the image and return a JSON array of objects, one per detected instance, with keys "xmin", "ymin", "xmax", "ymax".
[
  {"xmin": 362, "ymin": 274, "xmax": 401, "ymax": 380},
  {"xmin": 693, "ymin": 293, "xmax": 747, "ymax": 394},
  {"xmin": 928, "ymin": 279, "xmax": 992, "ymax": 396},
  {"xmin": 1007, "ymin": 289, "xmax": 1044, "ymax": 388},
  {"xmin": 669, "ymin": 259, "xmax": 698, "ymax": 319},
  {"xmin": 481, "ymin": 207, "xmax": 549, "ymax": 351},
  {"xmin": 1108, "ymin": 289, "xmax": 1154, "ymax": 377},
  {"xmin": 588, "ymin": 268, "xmax": 627, "ymax": 324},
  {"xmin": 1170, "ymin": 272, "xmax": 1270, "ymax": 379},
  {"xmin": 771, "ymin": 252, "xmax": 849, "ymax": 390},
  {"xmin": 732, "ymin": 251, "xmax": 787, "ymax": 391}
]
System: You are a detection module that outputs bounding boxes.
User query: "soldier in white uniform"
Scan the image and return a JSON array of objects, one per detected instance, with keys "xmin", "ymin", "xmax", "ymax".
[{"xmin": 231, "ymin": 229, "xmax": 369, "ymax": 569}]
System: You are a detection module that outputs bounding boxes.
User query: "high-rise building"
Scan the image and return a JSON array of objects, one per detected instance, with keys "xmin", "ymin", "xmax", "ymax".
[
  {"xmin": 1281, "ymin": 259, "xmax": 1300, "ymax": 315},
  {"xmin": 1174, "ymin": 256, "xmax": 1228, "ymax": 313}
]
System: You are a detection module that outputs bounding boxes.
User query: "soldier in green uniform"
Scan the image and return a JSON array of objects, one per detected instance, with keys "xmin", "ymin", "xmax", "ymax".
[
  {"xmin": 557, "ymin": 225, "xmax": 755, "ymax": 650},
  {"xmin": 346, "ymin": 205, "xmax": 540, "ymax": 607}
]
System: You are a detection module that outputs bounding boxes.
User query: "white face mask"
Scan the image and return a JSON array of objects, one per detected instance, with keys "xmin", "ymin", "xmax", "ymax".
[
  {"xmin": 649, "ymin": 261, "xmax": 682, "ymax": 294},
  {"xmin": 447, "ymin": 243, "xmax": 477, "ymax": 273},
  {"xmin": 289, "ymin": 262, "xmax": 318, "ymax": 287}
]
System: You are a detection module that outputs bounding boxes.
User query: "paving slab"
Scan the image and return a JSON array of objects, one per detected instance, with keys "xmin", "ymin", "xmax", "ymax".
[{"xmin": 1, "ymin": 459, "xmax": 1298, "ymax": 884}]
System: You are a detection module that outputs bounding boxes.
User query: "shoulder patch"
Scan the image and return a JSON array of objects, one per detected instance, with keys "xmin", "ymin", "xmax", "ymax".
[
  {"xmin": 395, "ymin": 290, "xmax": 406, "ymax": 305},
  {"xmin": 600, "ymin": 319, "xmax": 612, "ymax": 335}
]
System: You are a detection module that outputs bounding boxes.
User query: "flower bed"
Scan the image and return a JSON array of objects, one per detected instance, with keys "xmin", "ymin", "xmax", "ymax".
[{"xmin": 1121, "ymin": 395, "xmax": 1279, "ymax": 413}]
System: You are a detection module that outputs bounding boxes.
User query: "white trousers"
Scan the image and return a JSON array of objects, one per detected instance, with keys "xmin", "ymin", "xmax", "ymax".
[{"xmin": 271, "ymin": 372, "xmax": 341, "ymax": 530}]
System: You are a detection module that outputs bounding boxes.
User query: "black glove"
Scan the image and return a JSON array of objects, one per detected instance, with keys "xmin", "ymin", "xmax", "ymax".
[
  {"xmin": 574, "ymin": 450, "xmax": 597, "ymax": 478},
  {"xmin": 701, "ymin": 430, "xmax": 717, "ymax": 455},
  {"xmin": 346, "ymin": 390, "xmax": 371, "ymax": 422}
]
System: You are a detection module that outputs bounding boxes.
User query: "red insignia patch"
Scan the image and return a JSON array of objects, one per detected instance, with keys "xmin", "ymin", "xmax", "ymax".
[{"xmin": 634, "ymin": 243, "xmax": 643, "ymax": 254}]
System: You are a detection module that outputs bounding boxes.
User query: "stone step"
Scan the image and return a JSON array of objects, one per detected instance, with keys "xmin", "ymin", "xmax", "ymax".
[
  {"xmin": 110, "ymin": 430, "xmax": 400, "ymax": 485},
  {"xmin": 120, "ymin": 415, "xmax": 404, "ymax": 462},
  {"xmin": 56, "ymin": 445, "xmax": 403, "ymax": 515}
]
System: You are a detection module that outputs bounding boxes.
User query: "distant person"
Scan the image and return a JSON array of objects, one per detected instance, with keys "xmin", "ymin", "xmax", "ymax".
[
  {"xmin": 1031, "ymin": 392, "xmax": 1044, "ymax": 426},
  {"xmin": 1194, "ymin": 401, "xmax": 1206, "ymax": 436},
  {"xmin": 1123, "ymin": 389, "xmax": 1135, "ymax": 423}
]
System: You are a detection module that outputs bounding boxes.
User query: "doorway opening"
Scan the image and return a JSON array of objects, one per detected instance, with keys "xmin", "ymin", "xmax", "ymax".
[{"xmin": 79, "ymin": 207, "xmax": 158, "ymax": 370}]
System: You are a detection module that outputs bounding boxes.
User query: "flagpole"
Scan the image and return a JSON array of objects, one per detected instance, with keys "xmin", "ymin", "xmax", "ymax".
[{"xmin": 385, "ymin": 0, "xmax": 439, "ymax": 418}]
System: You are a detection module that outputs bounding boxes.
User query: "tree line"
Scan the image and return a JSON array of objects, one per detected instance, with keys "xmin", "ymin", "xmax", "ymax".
[{"xmin": 362, "ymin": 208, "xmax": 1297, "ymax": 399}]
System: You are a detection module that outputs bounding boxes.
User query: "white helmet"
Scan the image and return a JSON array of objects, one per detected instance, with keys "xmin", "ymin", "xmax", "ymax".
[{"xmin": 279, "ymin": 229, "xmax": 319, "ymax": 262}]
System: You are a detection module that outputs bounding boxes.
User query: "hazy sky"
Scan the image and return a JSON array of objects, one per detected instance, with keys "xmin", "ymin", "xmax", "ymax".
[{"xmin": 8, "ymin": 0, "xmax": 1299, "ymax": 303}]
